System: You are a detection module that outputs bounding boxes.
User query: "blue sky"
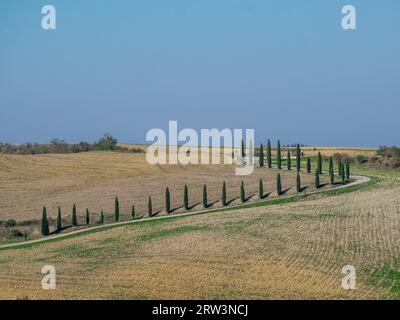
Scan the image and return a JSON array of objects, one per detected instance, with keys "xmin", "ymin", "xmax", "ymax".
[{"xmin": 0, "ymin": 0, "xmax": 399, "ymax": 147}]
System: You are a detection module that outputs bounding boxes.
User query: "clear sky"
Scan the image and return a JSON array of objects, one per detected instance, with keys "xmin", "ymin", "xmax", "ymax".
[{"xmin": 0, "ymin": 0, "xmax": 399, "ymax": 147}]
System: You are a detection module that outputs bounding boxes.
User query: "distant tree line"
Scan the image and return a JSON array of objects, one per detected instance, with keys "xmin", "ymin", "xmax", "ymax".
[{"xmin": 0, "ymin": 134, "xmax": 144, "ymax": 155}]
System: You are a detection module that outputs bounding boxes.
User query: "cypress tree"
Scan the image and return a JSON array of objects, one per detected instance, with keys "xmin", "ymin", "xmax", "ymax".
[
  {"xmin": 148, "ymin": 196, "xmax": 153, "ymax": 216},
  {"xmin": 266, "ymin": 139, "xmax": 272, "ymax": 168},
  {"xmin": 115, "ymin": 197, "xmax": 120, "ymax": 222},
  {"xmin": 241, "ymin": 139, "xmax": 245, "ymax": 158},
  {"xmin": 287, "ymin": 150, "xmax": 291, "ymax": 170},
  {"xmin": 341, "ymin": 163, "xmax": 346, "ymax": 183},
  {"xmin": 296, "ymin": 144, "xmax": 301, "ymax": 172},
  {"xmin": 259, "ymin": 178, "xmax": 264, "ymax": 199},
  {"xmin": 202, "ymin": 184, "xmax": 208, "ymax": 208},
  {"xmin": 100, "ymin": 210, "xmax": 104, "ymax": 224},
  {"xmin": 296, "ymin": 172, "xmax": 301, "ymax": 193},
  {"xmin": 346, "ymin": 161, "xmax": 350, "ymax": 180},
  {"xmin": 306, "ymin": 157, "xmax": 311, "ymax": 173},
  {"xmin": 86, "ymin": 209, "xmax": 90, "ymax": 225},
  {"xmin": 131, "ymin": 205, "xmax": 135, "ymax": 220},
  {"xmin": 222, "ymin": 181, "xmax": 227, "ymax": 206},
  {"xmin": 259, "ymin": 144, "xmax": 264, "ymax": 167},
  {"xmin": 72, "ymin": 204, "xmax": 77, "ymax": 226},
  {"xmin": 56, "ymin": 206, "xmax": 62, "ymax": 231},
  {"xmin": 317, "ymin": 152, "xmax": 322, "ymax": 174},
  {"xmin": 277, "ymin": 173, "xmax": 282, "ymax": 196},
  {"xmin": 329, "ymin": 157, "xmax": 334, "ymax": 184},
  {"xmin": 184, "ymin": 185, "xmax": 189, "ymax": 210},
  {"xmin": 315, "ymin": 170, "xmax": 320, "ymax": 189},
  {"xmin": 240, "ymin": 181, "xmax": 246, "ymax": 202},
  {"xmin": 338, "ymin": 159, "xmax": 342, "ymax": 178},
  {"xmin": 165, "ymin": 187, "xmax": 171, "ymax": 214},
  {"xmin": 41, "ymin": 206, "xmax": 49, "ymax": 236},
  {"xmin": 277, "ymin": 140, "xmax": 282, "ymax": 169}
]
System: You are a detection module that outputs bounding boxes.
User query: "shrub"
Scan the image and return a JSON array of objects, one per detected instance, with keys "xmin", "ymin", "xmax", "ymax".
[
  {"xmin": 355, "ymin": 155, "xmax": 368, "ymax": 164},
  {"xmin": 41, "ymin": 206, "xmax": 49, "ymax": 236}
]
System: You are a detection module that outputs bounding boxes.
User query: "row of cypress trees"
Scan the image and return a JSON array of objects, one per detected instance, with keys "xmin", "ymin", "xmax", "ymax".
[
  {"xmin": 258, "ymin": 142, "xmax": 351, "ymax": 180},
  {"xmin": 40, "ymin": 149, "xmax": 352, "ymax": 236}
]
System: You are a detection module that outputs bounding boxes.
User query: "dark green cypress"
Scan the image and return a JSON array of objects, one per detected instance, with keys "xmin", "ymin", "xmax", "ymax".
[
  {"xmin": 56, "ymin": 206, "xmax": 62, "ymax": 231},
  {"xmin": 287, "ymin": 150, "xmax": 291, "ymax": 170},
  {"xmin": 259, "ymin": 178, "xmax": 264, "ymax": 199},
  {"xmin": 341, "ymin": 163, "xmax": 346, "ymax": 183},
  {"xmin": 184, "ymin": 185, "xmax": 189, "ymax": 210},
  {"xmin": 338, "ymin": 159, "xmax": 342, "ymax": 178},
  {"xmin": 329, "ymin": 157, "xmax": 334, "ymax": 184},
  {"xmin": 131, "ymin": 205, "xmax": 135, "ymax": 220},
  {"xmin": 241, "ymin": 139, "xmax": 245, "ymax": 158},
  {"xmin": 222, "ymin": 181, "xmax": 227, "ymax": 206},
  {"xmin": 41, "ymin": 206, "xmax": 49, "ymax": 236},
  {"xmin": 346, "ymin": 161, "xmax": 350, "ymax": 180},
  {"xmin": 306, "ymin": 157, "xmax": 311, "ymax": 173},
  {"xmin": 317, "ymin": 152, "xmax": 322, "ymax": 174},
  {"xmin": 148, "ymin": 196, "xmax": 153, "ymax": 216},
  {"xmin": 115, "ymin": 197, "xmax": 120, "ymax": 222},
  {"xmin": 296, "ymin": 144, "xmax": 301, "ymax": 171},
  {"xmin": 277, "ymin": 140, "xmax": 282, "ymax": 169},
  {"xmin": 240, "ymin": 181, "xmax": 246, "ymax": 202},
  {"xmin": 165, "ymin": 187, "xmax": 171, "ymax": 214},
  {"xmin": 266, "ymin": 139, "xmax": 272, "ymax": 168},
  {"xmin": 202, "ymin": 184, "xmax": 208, "ymax": 208},
  {"xmin": 315, "ymin": 170, "xmax": 320, "ymax": 189},
  {"xmin": 72, "ymin": 204, "xmax": 77, "ymax": 226},
  {"xmin": 86, "ymin": 209, "xmax": 90, "ymax": 225},
  {"xmin": 100, "ymin": 210, "xmax": 104, "ymax": 224},
  {"xmin": 259, "ymin": 144, "xmax": 264, "ymax": 167},
  {"xmin": 277, "ymin": 173, "xmax": 282, "ymax": 196},
  {"xmin": 296, "ymin": 172, "xmax": 301, "ymax": 193}
]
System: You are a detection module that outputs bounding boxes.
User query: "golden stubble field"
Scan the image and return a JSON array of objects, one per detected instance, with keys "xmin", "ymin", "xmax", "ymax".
[
  {"xmin": 0, "ymin": 150, "xmax": 330, "ymax": 222},
  {"xmin": 0, "ymin": 166, "xmax": 399, "ymax": 300}
]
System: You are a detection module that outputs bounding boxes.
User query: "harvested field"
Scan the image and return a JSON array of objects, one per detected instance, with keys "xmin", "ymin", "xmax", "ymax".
[
  {"xmin": 0, "ymin": 152, "xmax": 330, "ymax": 222},
  {"xmin": 0, "ymin": 165, "xmax": 398, "ymax": 299}
]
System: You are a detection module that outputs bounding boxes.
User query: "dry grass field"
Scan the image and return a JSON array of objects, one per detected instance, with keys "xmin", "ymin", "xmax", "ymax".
[
  {"xmin": 0, "ymin": 151, "xmax": 329, "ymax": 222},
  {"xmin": 0, "ymin": 147, "xmax": 398, "ymax": 300}
]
